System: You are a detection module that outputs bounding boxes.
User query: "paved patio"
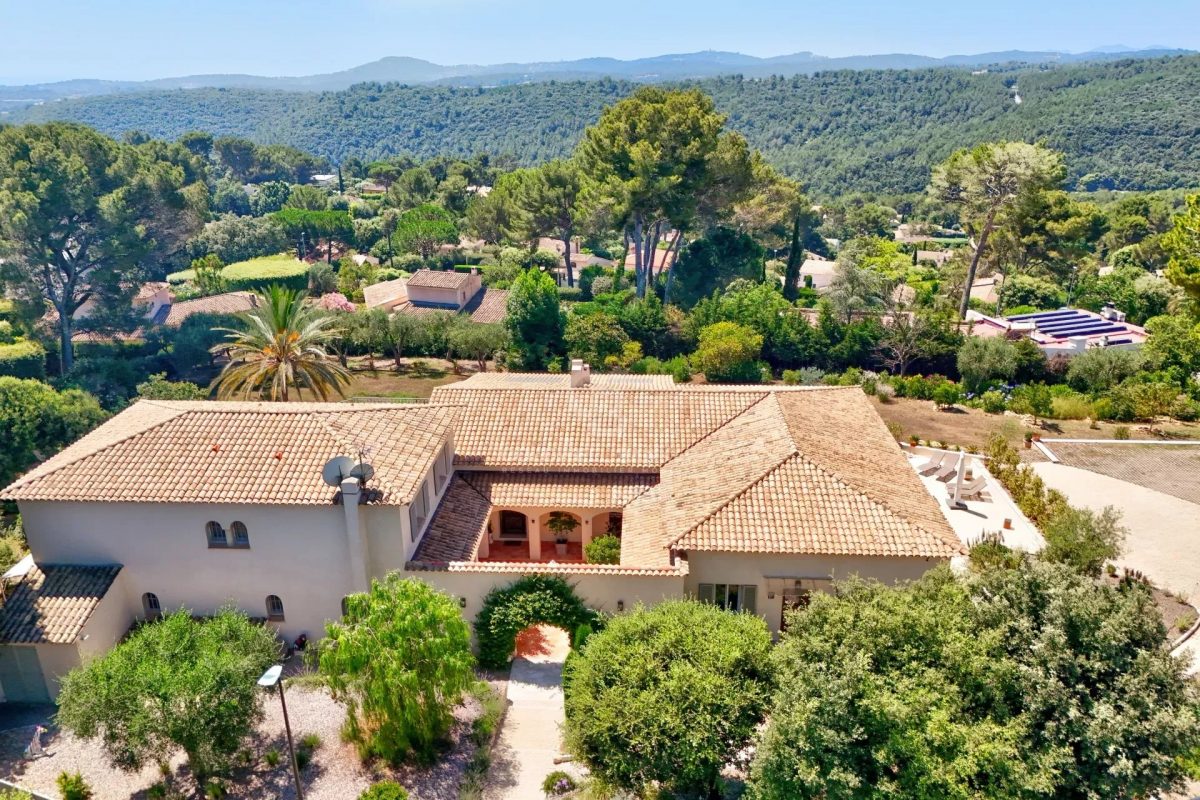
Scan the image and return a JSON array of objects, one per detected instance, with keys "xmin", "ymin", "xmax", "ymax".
[{"xmin": 906, "ymin": 448, "xmax": 1043, "ymax": 554}]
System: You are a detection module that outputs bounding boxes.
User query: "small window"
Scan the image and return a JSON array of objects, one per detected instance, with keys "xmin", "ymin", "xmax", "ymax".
[
  {"xmin": 206, "ymin": 521, "xmax": 227, "ymax": 548},
  {"xmin": 340, "ymin": 596, "xmax": 350, "ymax": 618},
  {"xmin": 266, "ymin": 595, "xmax": 285, "ymax": 621},
  {"xmin": 142, "ymin": 592, "xmax": 161, "ymax": 620},
  {"xmin": 231, "ymin": 522, "xmax": 249, "ymax": 548},
  {"xmin": 433, "ymin": 448, "xmax": 448, "ymax": 491}
]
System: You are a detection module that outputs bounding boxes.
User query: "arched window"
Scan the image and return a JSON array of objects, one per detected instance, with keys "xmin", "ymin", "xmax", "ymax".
[
  {"xmin": 206, "ymin": 521, "xmax": 227, "ymax": 547},
  {"xmin": 231, "ymin": 521, "xmax": 249, "ymax": 548},
  {"xmin": 340, "ymin": 596, "xmax": 350, "ymax": 617},
  {"xmin": 266, "ymin": 595, "xmax": 285, "ymax": 621},
  {"xmin": 142, "ymin": 592, "xmax": 161, "ymax": 620}
]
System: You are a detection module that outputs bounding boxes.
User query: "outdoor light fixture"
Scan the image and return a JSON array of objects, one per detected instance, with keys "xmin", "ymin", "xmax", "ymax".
[
  {"xmin": 259, "ymin": 665, "xmax": 303, "ymax": 800},
  {"xmin": 459, "ymin": 596, "xmax": 467, "ymax": 608}
]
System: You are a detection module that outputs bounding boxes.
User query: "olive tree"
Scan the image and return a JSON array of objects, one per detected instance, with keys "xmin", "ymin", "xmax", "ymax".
[
  {"xmin": 565, "ymin": 600, "xmax": 773, "ymax": 799},
  {"xmin": 56, "ymin": 609, "xmax": 279, "ymax": 788},
  {"xmin": 320, "ymin": 575, "xmax": 474, "ymax": 764}
]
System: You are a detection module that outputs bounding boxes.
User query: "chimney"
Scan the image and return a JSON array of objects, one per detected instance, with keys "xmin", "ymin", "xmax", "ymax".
[
  {"xmin": 339, "ymin": 478, "xmax": 370, "ymax": 593},
  {"xmin": 569, "ymin": 359, "xmax": 591, "ymax": 388},
  {"xmin": 1069, "ymin": 336, "xmax": 1089, "ymax": 354}
]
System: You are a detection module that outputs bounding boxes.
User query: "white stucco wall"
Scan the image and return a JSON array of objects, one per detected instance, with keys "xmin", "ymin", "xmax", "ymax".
[
  {"xmin": 405, "ymin": 569, "xmax": 685, "ymax": 625},
  {"xmin": 34, "ymin": 643, "xmax": 81, "ymax": 700},
  {"xmin": 685, "ymin": 552, "xmax": 943, "ymax": 633},
  {"xmin": 19, "ymin": 500, "xmax": 382, "ymax": 642},
  {"xmin": 77, "ymin": 570, "xmax": 138, "ymax": 659}
]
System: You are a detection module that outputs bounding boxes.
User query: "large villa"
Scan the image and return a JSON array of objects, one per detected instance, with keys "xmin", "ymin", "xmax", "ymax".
[{"xmin": 0, "ymin": 366, "xmax": 964, "ymax": 703}]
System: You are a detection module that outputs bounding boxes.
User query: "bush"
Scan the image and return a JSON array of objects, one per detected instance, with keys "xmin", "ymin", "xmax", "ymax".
[
  {"xmin": 1066, "ymin": 347, "xmax": 1144, "ymax": 394},
  {"xmin": 932, "ymin": 381, "xmax": 962, "ymax": 410},
  {"xmin": 583, "ymin": 535, "xmax": 621, "ymax": 565},
  {"xmin": 979, "ymin": 389, "xmax": 1007, "ymax": 414},
  {"xmin": 957, "ymin": 337, "xmax": 1018, "ymax": 393},
  {"xmin": 564, "ymin": 601, "xmax": 772, "ymax": 799},
  {"xmin": 264, "ymin": 748, "xmax": 281, "ymax": 767},
  {"xmin": 320, "ymin": 576, "xmax": 474, "ymax": 765},
  {"xmin": 1040, "ymin": 506, "xmax": 1127, "ymax": 577},
  {"xmin": 541, "ymin": 770, "xmax": 577, "ymax": 796},
  {"xmin": 358, "ymin": 782, "xmax": 409, "ymax": 800},
  {"xmin": 220, "ymin": 255, "xmax": 309, "ymax": 293},
  {"xmin": 56, "ymin": 772, "xmax": 93, "ymax": 800},
  {"xmin": 1114, "ymin": 425, "xmax": 1131, "ymax": 440},
  {"xmin": 0, "ymin": 340, "xmax": 46, "ymax": 379},
  {"xmin": 1051, "ymin": 393, "xmax": 1095, "ymax": 420},
  {"xmin": 136, "ymin": 373, "xmax": 208, "ymax": 400},
  {"xmin": 692, "ymin": 321, "xmax": 764, "ymax": 383}
]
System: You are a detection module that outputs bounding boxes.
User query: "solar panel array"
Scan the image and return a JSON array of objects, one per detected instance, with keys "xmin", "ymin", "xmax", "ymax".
[{"xmin": 1005, "ymin": 309, "xmax": 1133, "ymax": 340}]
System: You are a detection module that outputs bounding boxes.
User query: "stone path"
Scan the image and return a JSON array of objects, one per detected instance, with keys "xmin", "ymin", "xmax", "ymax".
[{"xmin": 484, "ymin": 626, "xmax": 578, "ymax": 799}]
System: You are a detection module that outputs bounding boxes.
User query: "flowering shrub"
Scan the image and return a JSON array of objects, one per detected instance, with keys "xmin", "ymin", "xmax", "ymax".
[
  {"xmin": 319, "ymin": 292, "xmax": 356, "ymax": 312},
  {"xmin": 541, "ymin": 770, "xmax": 577, "ymax": 796}
]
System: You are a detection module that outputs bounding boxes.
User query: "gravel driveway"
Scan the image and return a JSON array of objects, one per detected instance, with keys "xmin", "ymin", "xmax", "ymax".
[{"xmin": 0, "ymin": 685, "xmax": 482, "ymax": 800}]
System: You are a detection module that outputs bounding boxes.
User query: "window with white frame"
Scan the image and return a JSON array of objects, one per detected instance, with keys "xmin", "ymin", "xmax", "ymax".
[
  {"xmin": 408, "ymin": 482, "xmax": 429, "ymax": 541},
  {"xmin": 265, "ymin": 594, "xmax": 285, "ymax": 621},
  {"xmin": 696, "ymin": 583, "xmax": 758, "ymax": 615},
  {"xmin": 206, "ymin": 521, "xmax": 227, "ymax": 547}
]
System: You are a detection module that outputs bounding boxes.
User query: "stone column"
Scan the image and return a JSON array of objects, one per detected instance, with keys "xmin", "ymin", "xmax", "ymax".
[
  {"xmin": 582, "ymin": 515, "xmax": 593, "ymax": 549},
  {"xmin": 477, "ymin": 509, "xmax": 492, "ymax": 559},
  {"xmin": 528, "ymin": 513, "xmax": 542, "ymax": 561}
]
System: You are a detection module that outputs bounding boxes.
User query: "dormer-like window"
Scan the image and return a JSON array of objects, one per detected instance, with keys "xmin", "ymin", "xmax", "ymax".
[
  {"xmin": 142, "ymin": 592, "xmax": 161, "ymax": 620},
  {"xmin": 231, "ymin": 522, "xmax": 249, "ymax": 548},
  {"xmin": 206, "ymin": 521, "xmax": 227, "ymax": 548},
  {"xmin": 409, "ymin": 482, "xmax": 429, "ymax": 541}
]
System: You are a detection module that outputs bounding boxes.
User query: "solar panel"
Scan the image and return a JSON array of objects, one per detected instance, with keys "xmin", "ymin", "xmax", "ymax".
[
  {"xmin": 1010, "ymin": 310, "xmax": 1077, "ymax": 322},
  {"xmin": 1105, "ymin": 338, "xmax": 1132, "ymax": 345}
]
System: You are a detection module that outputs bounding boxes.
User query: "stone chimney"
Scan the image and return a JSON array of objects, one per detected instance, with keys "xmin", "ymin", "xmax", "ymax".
[{"xmin": 569, "ymin": 359, "xmax": 591, "ymax": 388}]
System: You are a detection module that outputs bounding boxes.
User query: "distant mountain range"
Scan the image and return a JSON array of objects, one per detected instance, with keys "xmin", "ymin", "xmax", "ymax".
[{"xmin": 0, "ymin": 46, "xmax": 1191, "ymax": 109}]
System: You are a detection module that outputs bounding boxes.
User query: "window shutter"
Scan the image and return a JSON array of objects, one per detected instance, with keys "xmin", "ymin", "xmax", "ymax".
[
  {"xmin": 741, "ymin": 586, "xmax": 757, "ymax": 616},
  {"xmin": 697, "ymin": 584, "xmax": 715, "ymax": 604}
]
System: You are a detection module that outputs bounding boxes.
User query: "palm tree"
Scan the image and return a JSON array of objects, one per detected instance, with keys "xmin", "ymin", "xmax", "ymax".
[{"xmin": 211, "ymin": 285, "xmax": 353, "ymax": 401}]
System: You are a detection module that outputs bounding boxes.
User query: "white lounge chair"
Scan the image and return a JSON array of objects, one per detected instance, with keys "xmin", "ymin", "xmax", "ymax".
[
  {"xmin": 934, "ymin": 458, "xmax": 960, "ymax": 482},
  {"xmin": 917, "ymin": 452, "xmax": 949, "ymax": 476},
  {"xmin": 951, "ymin": 474, "xmax": 989, "ymax": 501}
]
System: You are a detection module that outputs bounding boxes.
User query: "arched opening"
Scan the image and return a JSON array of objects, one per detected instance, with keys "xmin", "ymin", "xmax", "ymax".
[
  {"xmin": 476, "ymin": 575, "xmax": 600, "ymax": 669},
  {"xmin": 498, "ymin": 510, "xmax": 528, "ymax": 541},
  {"xmin": 513, "ymin": 623, "xmax": 571, "ymax": 662},
  {"xmin": 205, "ymin": 521, "xmax": 227, "ymax": 547},
  {"xmin": 142, "ymin": 592, "xmax": 161, "ymax": 620},
  {"xmin": 230, "ymin": 521, "xmax": 249, "ymax": 547},
  {"xmin": 266, "ymin": 594, "xmax": 285, "ymax": 621}
]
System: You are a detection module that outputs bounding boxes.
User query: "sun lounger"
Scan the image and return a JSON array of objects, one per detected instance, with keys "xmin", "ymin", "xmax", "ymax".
[
  {"xmin": 917, "ymin": 452, "xmax": 948, "ymax": 475},
  {"xmin": 934, "ymin": 461, "xmax": 958, "ymax": 482}
]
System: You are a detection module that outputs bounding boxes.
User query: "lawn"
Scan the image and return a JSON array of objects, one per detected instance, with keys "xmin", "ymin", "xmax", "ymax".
[
  {"xmin": 327, "ymin": 357, "xmax": 468, "ymax": 401},
  {"xmin": 872, "ymin": 396, "xmax": 1200, "ymax": 450}
]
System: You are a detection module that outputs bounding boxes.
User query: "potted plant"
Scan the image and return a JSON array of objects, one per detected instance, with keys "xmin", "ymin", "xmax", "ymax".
[
  {"xmin": 1023, "ymin": 431, "xmax": 1034, "ymax": 449},
  {"xmin": 546, "ymin": 512, "xmax": 577, "ymax": 557},
  {"xmin": 908, "ymin": 434, "xmax": 920, "ymax": 448}
]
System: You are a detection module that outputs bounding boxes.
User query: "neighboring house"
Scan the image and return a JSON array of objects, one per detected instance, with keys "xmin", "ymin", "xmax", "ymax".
[
  {"xmin": 916, "ymin": 249, "xmax": 953, "ymax": 266},
  {"xmin": 798, "ymin": 256, "xmax": 837, "ymax": 292},
  {"xmin": 363, "ymin": 277, "xmax": 410, "ymax": 312},
  {"xmin": 965, "ymin": 306, "xmax": 1148, "ymax": 357},
  {"xmin": 0, "ymin": 371, "xmax": 963, "ymax": 700},
  {"xmin": 970, "ymin": 276, "xmax": 1002, "ymax": 307},
  {"xmin": 392, "ymin": 269, "xmax": 509, "ymax": 324},
  {"xmin": 623, "ymin": 231, "xmax": 681, "ymax": 275},
  {"xmin": 160, "ymin": 292, "xmax": 259, "ymax": 327},
  {"xmin": 309, "ymin": 174, "xmax": 338, "ymax": 187}
]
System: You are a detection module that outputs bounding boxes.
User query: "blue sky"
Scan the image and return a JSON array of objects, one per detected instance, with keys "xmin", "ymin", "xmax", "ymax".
[{"xmin": 1, "ymin": 0, "xmax": 1197, "ymax": 83}]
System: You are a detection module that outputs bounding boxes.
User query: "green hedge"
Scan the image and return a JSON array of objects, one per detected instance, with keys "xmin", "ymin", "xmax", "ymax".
[
  {"xmin": 0, "ymin": 340, "xmax": 46, "ymax": 379},
  {"xmin": 220, "ymin": 255, "xmax": 308, "ymax": 293},
  {"xmin": 475, "ymin": 575, "xmax": 600, "ymax": 669}
]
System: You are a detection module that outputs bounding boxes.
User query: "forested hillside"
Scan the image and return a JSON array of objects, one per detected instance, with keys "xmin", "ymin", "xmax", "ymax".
[{"xmin": 8, "ymin": 56, "xmax": 1200, "ymax": 196}]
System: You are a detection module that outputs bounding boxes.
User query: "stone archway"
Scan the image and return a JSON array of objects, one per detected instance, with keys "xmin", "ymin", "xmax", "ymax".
[{"xmin": 475, "ymin": 575, "xmax": 599, "ymax": 669}]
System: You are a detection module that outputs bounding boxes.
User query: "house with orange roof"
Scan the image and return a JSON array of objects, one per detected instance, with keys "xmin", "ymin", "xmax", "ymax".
[{"xmin": 0, "ymin": 367, "xmax": 962, "ymax": 701}]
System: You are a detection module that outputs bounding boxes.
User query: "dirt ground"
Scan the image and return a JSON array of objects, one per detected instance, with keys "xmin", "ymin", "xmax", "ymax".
[{"xmin": 871, "ymin": 397, "xmax": 1200, "ymax": 450}]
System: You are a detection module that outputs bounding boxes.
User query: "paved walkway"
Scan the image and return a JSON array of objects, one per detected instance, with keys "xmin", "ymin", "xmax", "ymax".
[
  {"xmin": 484, "ymin": 627, "xmax": 578, "ymax": 799},
  {"xmin": 1031, "ymin": 462, "xmax": 1200, "ymax": 675}
]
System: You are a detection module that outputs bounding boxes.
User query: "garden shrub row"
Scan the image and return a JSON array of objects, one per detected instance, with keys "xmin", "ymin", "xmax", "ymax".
[
  {"xmin": 0, "ymin": 339, "xmax": 46, "ymax": 380},
  {"xmin": 168, "ymin": 255, "xmax": 309, "ymax": 294}
]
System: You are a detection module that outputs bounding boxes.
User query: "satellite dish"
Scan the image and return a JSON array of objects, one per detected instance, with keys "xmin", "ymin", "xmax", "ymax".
[
  {"xmin": 350, "ymin": 463, "xmax": 375, "ymax": 484},
  {"xmin": 322, "ymin": 456, "xmax": 355, "ymax": 487}
]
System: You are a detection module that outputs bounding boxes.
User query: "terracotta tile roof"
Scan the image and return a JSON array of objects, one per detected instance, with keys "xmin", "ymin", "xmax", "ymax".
[
  {"xmin": 0, "ymin": 564, "xmax": 121, "ymax": 644},
  {"xmin": 462, "ymin": 471, "xmax": 656, "ymax": 508},
  {"xmin": 363, "ymin": 277, "xmax": 408, "ymax": 309},
  {"xmin": 1, "ymin": 401, "xmax": 458, "ymax": 506},
  {"xmin": 429, "ymin": 386, "xmax": 767, "ymax": 471},
  {"xmin": 411, "ymin": 476, "xmax": 490, "ymax": 562},
  {"xmin": 393, "ymin": 287, "xmax": 509, "ymax": 324},
  {"xmin": 619, "ymin": 391, "xmax": 963, "ymax": 566},
  {"xmin": 162, "ymin": 292, "xmax": 259, "ymax": 327},
  {"xmin": 406, "ymin": 559, "xmax": 686, "ymax": 577},
  {"xmin": 135, "ymin": 282, "xmax": 170, "ymax": 302},
  {"xmin": 452, "ymin": 373, "xmax": 675, "ymax": 390},
  {"xmin": 406, "ymin": 269, "xmax": 472, "ymax": 290}
]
